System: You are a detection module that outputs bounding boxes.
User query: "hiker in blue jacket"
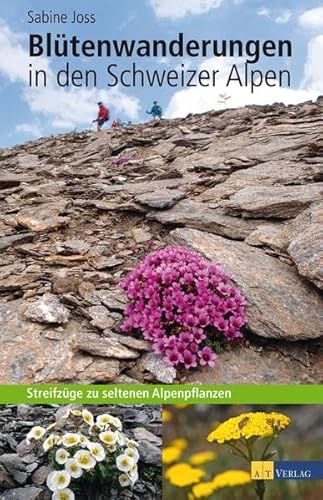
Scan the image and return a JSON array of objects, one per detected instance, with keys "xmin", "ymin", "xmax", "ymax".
[{"xmin": 147, "ymin": 101, "xmax": 162, "ymax": 120}]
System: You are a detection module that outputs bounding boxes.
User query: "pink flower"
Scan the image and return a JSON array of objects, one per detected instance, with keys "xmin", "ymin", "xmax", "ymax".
[
  {"xmin": 230, "ymin": 315, "xmax": 245, "ymax": 329},
  {"xmin": 153, "ymin": 338, "xmax": 168, "ymax": 354},
  {"xmin": 165, "ymin": 349, "xmax": 182, "ymax": 366},
  {"xmin": 182, "ymin": 350, "xmax": 197, "ymax": 369},
  {"xmin": 179, "ymin": 332, "xmax": 193, "ymax": 344},
  {"xmin": 198, "ymin": 347, "xmax": 217, "ymax": 368},
  {"xmin": 189, "ymin": 342, "xmax": 199, "ymax": 353},
  {"xmin": 192, "ymin": 328, "xmax": 206, "ymax": 344}
]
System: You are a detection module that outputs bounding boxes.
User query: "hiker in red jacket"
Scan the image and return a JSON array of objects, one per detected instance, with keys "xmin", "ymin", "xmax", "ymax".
[{"xmin": 94, "ymin": 102, "xmax": 110, "ymax": 131}]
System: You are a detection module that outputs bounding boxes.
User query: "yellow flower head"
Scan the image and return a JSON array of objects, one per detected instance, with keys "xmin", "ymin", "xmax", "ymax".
[
  {"xmin": 165, "ymin": 463, "xmax": 205, "ymax": 487},
  {"xmin": 212, "ymin": 470, "xmax": 251, "ymax": 490},
  {"xmin": 162, "ymin": 446, "xmax": 183, "ymax": 465},
  {"xmin": 189, "ymin": 451, "xmax": 217, "ymax": 466},
  {"xmin": 207, "ymin": 412, "xmax": 291, "ymax": 444},
  {"xmin": 162, "ymin": 409, "xmax": 172, "ymax": 423},
  {"xmin": 192, "ymin": 481, "xmax": 215, "ymax": 499},
  {"xmin": 169, "ymin": 438, "xmax": 188, "ymax": 450}
]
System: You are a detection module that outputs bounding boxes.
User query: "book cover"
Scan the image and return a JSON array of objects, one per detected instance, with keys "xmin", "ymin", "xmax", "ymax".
[{"xmin": 0, "ymin": 1, "xmax": 322, "ymax": 499}]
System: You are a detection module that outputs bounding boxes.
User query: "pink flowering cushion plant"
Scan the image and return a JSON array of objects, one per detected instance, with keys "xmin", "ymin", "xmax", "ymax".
[{"xmin": 120, "ymin": 246, "xmax": 247, "ymax": 370}]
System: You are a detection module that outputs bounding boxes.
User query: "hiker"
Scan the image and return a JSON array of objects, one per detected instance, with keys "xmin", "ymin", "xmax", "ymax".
[
  {"xmin": 94, "ymin": 102, "xmax": 110, "ymax": 131},
  {"xmin": 147, "ymin": 101, "xmax": 162, "ymax": 120}
]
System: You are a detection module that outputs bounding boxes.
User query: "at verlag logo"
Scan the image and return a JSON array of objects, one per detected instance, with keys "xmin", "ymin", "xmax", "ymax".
[{"xmin": 251, "ymin": 461, "xmax": 323, "ymax": 480}]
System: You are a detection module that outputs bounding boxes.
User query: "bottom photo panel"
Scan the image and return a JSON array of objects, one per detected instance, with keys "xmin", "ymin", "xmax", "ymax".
[
  {"xmin": 162, "ymin": 405, "xmax": 322, "ymax": 500},
  {"xmin": 0, "ymin": 404, "xmax": 161, "ymax": 500}
]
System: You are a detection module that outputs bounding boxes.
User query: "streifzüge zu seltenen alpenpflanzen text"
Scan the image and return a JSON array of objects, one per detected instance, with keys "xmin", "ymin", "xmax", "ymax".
[{"xmin": 28, "ymin": 32, "xmax": 292, "ymax": 93}]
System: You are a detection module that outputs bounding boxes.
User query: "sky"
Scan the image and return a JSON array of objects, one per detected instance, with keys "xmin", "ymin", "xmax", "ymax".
[{"xmin": 0, "ymin": 0, "xmax": 322, "ymax": 146}]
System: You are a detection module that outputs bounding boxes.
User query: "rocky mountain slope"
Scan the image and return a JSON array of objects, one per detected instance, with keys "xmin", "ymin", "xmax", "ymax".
[{"xmin": 0, "ymin": 98, "xmax": 322, "ymax": 384}]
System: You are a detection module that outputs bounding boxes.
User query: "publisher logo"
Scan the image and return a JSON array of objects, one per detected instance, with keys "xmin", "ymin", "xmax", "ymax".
[
  {"xmin": 251, "ymin": 461, "xmax": 274, "ymax": 480},
  {"xmin": 251, "ymin": 461, "xmax": 323, "ymax": 480}
]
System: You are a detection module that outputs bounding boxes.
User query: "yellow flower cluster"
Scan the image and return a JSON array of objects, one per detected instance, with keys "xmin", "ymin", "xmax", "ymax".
[
  {"xmin": 189, "ymin": 451, "xmax": 216, "ymax": 466},
  {"xmin": 162, "ymin": 446, "xmax": 183, "ymax": 465},
  {"xmin": 207, "ymin": 412, "xmax": 291, "ymax": 443},
  {"xmin": 165, "ymin": 463, "xmax": 205, "ymax": 487},
  {"xmin": 171, "ymin": 438, "xmax": 188, "ymax": 450},
  {"xmin": 162, "ymin": 437, "xmax": 188, "ymax": 464},
  {"xmin": 192, "ymin": 470, "xmax": 251, "ymax": 498},
  {"xmin": 192, "ymin": 481, "xmax": 215, "ymax": 498},
  {"xmin": 213, "ymin": 470, "xmax": 251, "ymax": 490}
]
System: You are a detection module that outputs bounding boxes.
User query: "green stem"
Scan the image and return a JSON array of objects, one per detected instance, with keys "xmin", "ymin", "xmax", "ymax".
[
  {"xmin": 261, "ymin": 435, "xmax": 276, "ymax": 460},
  {"xmin": 244, "ymin": 438, "xmax": 253, "ymax": 462},
  {"xmin": 244, "ymin": 438, "xmax": 266, "ymax": 500},
  {"xmin": 228, "ymin": 443, "xmax": 249, "ymax": 461},
  {"xmin": 254, "ymin": 480, "xmax": 266, "ymax": 500}
]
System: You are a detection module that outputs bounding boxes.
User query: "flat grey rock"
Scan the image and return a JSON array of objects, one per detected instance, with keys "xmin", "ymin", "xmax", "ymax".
[
  {"xmin": 288, "ymin": 202, "xmax": 323, "ymax": 289},
  {"xmin": 224, "ymin": 184, "xmax": 323, "ymax": 219},
  {"xmin": 170, "ymin": 227, "xmax": 322, "ymax": 340}
]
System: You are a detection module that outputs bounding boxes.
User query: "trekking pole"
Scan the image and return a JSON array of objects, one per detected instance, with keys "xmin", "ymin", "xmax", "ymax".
[{"xmin": 88, "ymin": 120, "xmax": 95, "ymax": 131}]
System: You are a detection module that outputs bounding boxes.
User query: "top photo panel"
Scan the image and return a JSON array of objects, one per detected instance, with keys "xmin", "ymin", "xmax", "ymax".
[{"xmin": 0, "ymin": 1, "xmax": 322, "ymax": 385}]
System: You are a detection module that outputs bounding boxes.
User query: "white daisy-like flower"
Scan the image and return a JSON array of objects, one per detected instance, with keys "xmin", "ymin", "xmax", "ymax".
[
  {"xmin": 26, "ymin": 426, "xmax": 46, "ymax": 443},
  {"xmin": 52, "ymin": 487, "xmax": 75, "ymax": 500},
  {"xmin": 55, "ymin": 448, "xmax": 70, "ymax": 465},
  {"xmin": 65, "ymin": 458, "xmax": 83, "ymax": 479},
  {"xmin": 116, "ymin": 454, "xmax": 135, "ymax": 473},
  {"xmin": 87, "ymin": 442, "xmax": 106, "ymax": 462},
  {"xmin": 56, "ymin": 436, "xmax": 63, "ymax": 446},
  {"xmin": 128, "ymin": 465, "xmax": 139, "ymax": 485},
  {"xmin": 124, "ymin": 447, "xmax": 140, "ymax": 463},
  {"xmin": 118, "ymin": 473, "xmax": 131, "ymax": 487},
  {"xmin": 111, "ymin": 417, "xmax": 122, "ymax": 431},
  {"xmin": 46, "ymin": 470, "xmax": 71, "ymax": 492},
  {"xmin": 126, "ymin": 439, "xmax": 139, "ymax": 448},
  {"xmin": 116, "ymin": 431, "xmax": 125, "ymax": 447},
  {"xmin": 43, "ymin": 434, "xmax": 55, "ymax": 452},
  {"xmin": 96, "ymin": 413, "xmax": 114, "ymax": 429},
  {"xmin": 82, "ymin": 409, "xmax": 94, "ymax": 426},
  {"xmin": 99, "ymin": 431, "xmax": 117, "ymax": 446},
  {"xmin": 79, "ymin": 434, "xmax": 89, "ymax": 448},
  {"xmin": 62, "ymin": 433, "xmax": 80, "ymax": 448},
  {"xmin": 107, "ymin": 444, "xmax": 117, "ymax": 453},
  {"xmin": 74, "ymin": 450, "xmax": 96, "ymax": 470}
]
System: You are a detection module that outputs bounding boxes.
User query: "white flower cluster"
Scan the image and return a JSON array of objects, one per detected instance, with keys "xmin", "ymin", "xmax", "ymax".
[{"xmin": 26, "ymin": 408, "xmax": 140, "ymax": 499}]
